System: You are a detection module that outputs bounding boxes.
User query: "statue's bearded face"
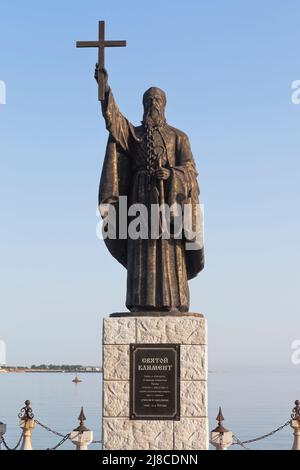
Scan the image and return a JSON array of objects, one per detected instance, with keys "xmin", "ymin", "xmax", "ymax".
[{"xmin": 142, "ymin": 87, "xmax": 166, "ymax": 127}]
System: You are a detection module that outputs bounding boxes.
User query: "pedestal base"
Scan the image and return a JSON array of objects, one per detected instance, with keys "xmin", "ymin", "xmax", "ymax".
[{"xmin": 102, "ymin": 314, "xmax": 208, "ymax": 450}]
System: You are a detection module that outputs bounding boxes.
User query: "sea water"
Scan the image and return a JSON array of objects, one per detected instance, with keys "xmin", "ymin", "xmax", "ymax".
[{"xmin": 0, "ymin": 370, "xmax": 298, "ymax": 450}]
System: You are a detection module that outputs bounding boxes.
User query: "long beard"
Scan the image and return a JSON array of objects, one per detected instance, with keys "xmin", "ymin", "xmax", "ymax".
[{"xmin": 143, "ymin": 106, "xmax": 166, "ymax": 128}]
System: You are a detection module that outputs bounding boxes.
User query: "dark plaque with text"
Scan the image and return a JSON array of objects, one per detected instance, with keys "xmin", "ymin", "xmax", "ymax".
[{"xmin": 130, "ymin": 343, "xmax": 180, "ymax": 420}]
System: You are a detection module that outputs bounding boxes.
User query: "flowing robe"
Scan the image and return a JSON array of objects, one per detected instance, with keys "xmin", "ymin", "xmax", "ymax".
[{"xmin": 99, "ymin": 88, "xmax": 204, "ymax": 312}]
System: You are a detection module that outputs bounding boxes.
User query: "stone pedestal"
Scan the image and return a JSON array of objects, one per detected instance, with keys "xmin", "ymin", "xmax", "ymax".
[
  {"xmin": 291, "ymin": 420, "xmax": 300, "ymax": 450},
  {"xmin": 102, "ymin": 314, "xmax": 208, "ymax": 450},
  {"xmin": 70, "ymin": 430, "xmax": 94, "ymax": 450},
  {"xmin": 19, "ymin": 418, "xmax": 35, "ymax": 450}
]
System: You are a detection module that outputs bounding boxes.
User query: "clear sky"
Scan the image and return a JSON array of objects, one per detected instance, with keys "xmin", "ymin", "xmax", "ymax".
[{"xmin": 0, "ymin": 0, "xmax": 299, "ymax": 369}]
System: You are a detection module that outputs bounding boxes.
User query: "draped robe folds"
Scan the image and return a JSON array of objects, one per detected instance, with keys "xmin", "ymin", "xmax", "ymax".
[{"xmin": 99, "ymin": 87, "xmax": 204, "ymax": 312}]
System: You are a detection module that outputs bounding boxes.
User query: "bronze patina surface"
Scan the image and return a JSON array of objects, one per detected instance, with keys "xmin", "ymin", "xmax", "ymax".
[
  {"xmin": 76, "ymin": 21, "xmax": 126, "ymax": 101},
  {"xmin": 77, "ymin": 21, "xmax": 204, "ymax": 314}
]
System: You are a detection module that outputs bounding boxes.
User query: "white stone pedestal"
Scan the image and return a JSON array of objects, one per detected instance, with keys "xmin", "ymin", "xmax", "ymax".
[
  {"xmin": 19, "ymin": 418, "xmax": 35, "ymax": 451},
  {"xmin": 102, "ymin": 314, "xmax": 208, "ymax": 450},
  {"xmin": 70, "ymin": 430, "xmax": 94, "ymax": 450}
]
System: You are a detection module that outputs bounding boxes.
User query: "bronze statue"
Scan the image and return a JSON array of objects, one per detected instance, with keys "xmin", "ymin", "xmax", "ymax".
[
  {"xmin": 77, "ymin": 21, "xmax": 204, "ymax": 314},
  {"xmin": 96, "ymin": 67, "xmax": 204, "ymax": 313}
]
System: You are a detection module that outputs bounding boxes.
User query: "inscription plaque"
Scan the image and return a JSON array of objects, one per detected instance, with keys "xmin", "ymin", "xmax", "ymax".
[{"xmin": 130, "ymin": 343, "xmax": 180, "ymax": 420}]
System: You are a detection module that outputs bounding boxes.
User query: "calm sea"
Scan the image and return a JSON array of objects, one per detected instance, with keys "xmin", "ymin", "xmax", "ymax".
[{"xmin": 0, "ymin": 370, "xmax": 298, "ymax": 450}]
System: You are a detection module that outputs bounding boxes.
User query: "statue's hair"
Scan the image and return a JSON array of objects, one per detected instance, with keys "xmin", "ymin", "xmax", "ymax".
[{"xmin": 143, "ymin": 87, "xmax": 167, "ymax": 107}]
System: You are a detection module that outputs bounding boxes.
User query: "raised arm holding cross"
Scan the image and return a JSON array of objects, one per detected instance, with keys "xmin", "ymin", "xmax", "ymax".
[{"xmin": 76, "ymin": 20, "xmax": 126, "ymax": 100}]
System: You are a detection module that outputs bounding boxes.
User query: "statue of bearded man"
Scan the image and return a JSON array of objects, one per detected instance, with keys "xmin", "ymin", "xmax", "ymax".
[{"xmin": 97, "ymin": 66, "xmax": 204, "ymax": 314}]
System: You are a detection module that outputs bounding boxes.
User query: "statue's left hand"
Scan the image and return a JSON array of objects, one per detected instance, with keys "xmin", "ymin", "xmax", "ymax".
[{"xmin": 155, "ymin": 168, "xmax": 170, "ymax": 180}]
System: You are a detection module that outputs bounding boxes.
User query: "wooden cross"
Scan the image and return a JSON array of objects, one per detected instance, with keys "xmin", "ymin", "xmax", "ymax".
[{"xmin": 76, "ymin": 21, "xmax": 126, "ymax": 101}]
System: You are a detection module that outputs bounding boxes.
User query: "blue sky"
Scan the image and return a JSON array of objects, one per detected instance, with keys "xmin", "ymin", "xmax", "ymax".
[{"xmin": 0, "ymin": 0, "xmax": 299, "ymax": 369}]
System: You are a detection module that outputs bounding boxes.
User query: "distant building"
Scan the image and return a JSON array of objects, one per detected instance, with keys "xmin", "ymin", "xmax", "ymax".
[{"xmin": 0, "ymin": 340, "xmax": 6, "ymax": 366}]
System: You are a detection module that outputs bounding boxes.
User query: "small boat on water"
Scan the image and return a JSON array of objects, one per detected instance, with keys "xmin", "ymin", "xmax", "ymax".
[{"xmin": 72, "ymin": 374, "xmax": 82, "ymax": 383}]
